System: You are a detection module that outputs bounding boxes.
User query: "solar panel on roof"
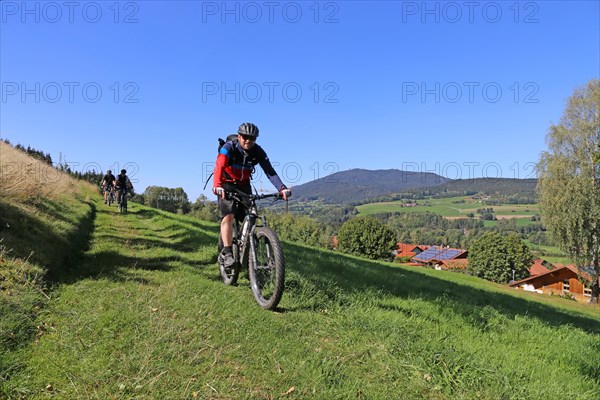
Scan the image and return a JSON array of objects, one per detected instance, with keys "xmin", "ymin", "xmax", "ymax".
[
  {"xmin": 412, "ymin": 252, "xmax": 429, "ymax": 261},
  {"xmin": 579, "ymin": 265, "xmax": 596, "ymax": 275},
  {"xmin": 435, "ymin": 250, "xmax": 450, "ymax": 260},
  {"xmin": 413, "ymin": 246, "xmax": 444, "ymax": 262},
  {"xmin": 437, "ymin": 249, "xmax": 462, "ymax": 260},
  {"xmin": 418, "ymin": 248, "xmax": 439, "ymax": 257},
  {"xmin": 413, "ymin": 250, "xmax": 432, "ymax": 261}
]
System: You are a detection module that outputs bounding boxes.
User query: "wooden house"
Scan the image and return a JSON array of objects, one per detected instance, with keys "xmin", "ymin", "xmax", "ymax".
[
  {"xmin": 438, "ymin": 259, "xmax": 469, "ymax": 271},
  {"xmin": 509, "ymin": 265, "xmax": 597, "ymax": 303}
]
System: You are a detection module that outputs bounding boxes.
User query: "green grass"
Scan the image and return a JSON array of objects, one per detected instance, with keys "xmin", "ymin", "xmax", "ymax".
[
  {"xmin": 357, "ymin": 196, "xmax": 539, "ymax": 227},
  {"xmin": 0, "ymin": 188, "xmax": 97, "ymax": 389},
  {"xmin": 2, "ymin": 195, "xmax": 599, "ymax": 399}
]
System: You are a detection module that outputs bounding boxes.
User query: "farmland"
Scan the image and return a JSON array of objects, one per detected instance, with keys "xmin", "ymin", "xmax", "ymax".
[{"xmin": 356, "ymin": 196, "xmax": 539, "ymax": 226}]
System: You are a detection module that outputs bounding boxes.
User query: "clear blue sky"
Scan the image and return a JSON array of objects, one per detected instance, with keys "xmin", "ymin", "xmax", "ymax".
[{"xmin": 1, "ymin": 1, "xmax": 599, "ymax": 201}]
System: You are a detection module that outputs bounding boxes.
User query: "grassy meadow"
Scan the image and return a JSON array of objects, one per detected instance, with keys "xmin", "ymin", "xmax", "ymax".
[
  {"xmin": 356, "ymin": 196, "xmax": 539, "ymax": 225},
  {"xmin": 1, "ymin": 145, "xmax": 599, "ymax": 399}
]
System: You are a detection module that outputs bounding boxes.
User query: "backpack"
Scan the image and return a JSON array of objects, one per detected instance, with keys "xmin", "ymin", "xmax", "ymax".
[
  {"xmin": 218, "ymin": 134, "xmax": 238, "ymax": 153},
  {"xmin": 203, "ymin": 134, "xmax": 239, "ymax": 190},
  {"xmin": 117, "ymin": 174, "xmax": 127, "ymax": 188}
]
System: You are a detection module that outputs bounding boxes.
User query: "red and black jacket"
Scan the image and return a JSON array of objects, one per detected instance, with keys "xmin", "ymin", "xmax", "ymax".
[{"xmin": 213, "ymin": 141, "xmax": 285, "ymax": 191}]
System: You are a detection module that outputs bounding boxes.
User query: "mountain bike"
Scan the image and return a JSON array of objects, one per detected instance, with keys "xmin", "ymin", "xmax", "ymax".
[
  {"xmin": 217, "ymin": 189, "xmax": 285, "ymax": 310},
  {"xmin": 117, "ymin": 187, "xmax": 128, "ymax": 213},
  {"xmin": 106, "ymin": 186, "xmax": 115, "ymax": 206}
]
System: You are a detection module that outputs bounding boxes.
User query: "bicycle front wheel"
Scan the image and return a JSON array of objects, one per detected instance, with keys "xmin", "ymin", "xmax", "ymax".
[
  {"xmin": 249, "ymin": 227, "xmax": 285, "ymax": 310},
  {"xmin": 117, "ymin": 191, "xmax": 122, "ymax": 212}
]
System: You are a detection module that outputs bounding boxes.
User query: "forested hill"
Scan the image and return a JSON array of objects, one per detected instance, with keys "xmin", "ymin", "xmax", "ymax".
[
  {"xmin": 292, "ymin": 169, "xmax": 538, "ymax": 205},
  {"xmin": 436, "ymin": 178, "xmax": 538, "ymax": 196},
  {"xmin": 292, "ymin": 168, "xmax": 450, "ymax": 203}
]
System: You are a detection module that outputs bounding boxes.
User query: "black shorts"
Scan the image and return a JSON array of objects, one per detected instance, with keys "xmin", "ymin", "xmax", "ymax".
[{"xmin": 218, "ymin": 183, "xmax": 251, "ymax": 221}]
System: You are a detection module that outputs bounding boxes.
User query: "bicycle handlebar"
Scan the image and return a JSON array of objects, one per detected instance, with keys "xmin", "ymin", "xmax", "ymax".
[{"xmin": 225, "ymin": 189, "xmax": 283, "ymax": 202}]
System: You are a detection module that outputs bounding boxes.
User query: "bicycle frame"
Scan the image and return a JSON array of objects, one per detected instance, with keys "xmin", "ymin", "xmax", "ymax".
[
  {"xmin": 235, "ymin": 202, "xmax": 268, "ymax": 267},
  {"xmin": 219, "ymin": 189, "xmax": 286, "ymax": 310}
]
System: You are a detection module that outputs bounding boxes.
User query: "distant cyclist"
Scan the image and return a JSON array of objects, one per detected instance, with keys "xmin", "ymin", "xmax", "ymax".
[
  {"xmin": 100, "ymin": 170, "xmax": 116, "ymax": 204},
  {"xmin": 212, "ymin": 122, "xmax": 291, "ymax": 269},
  {"xmin": 115, "ymin": 169, "xmax": 134, "ymax": 205}
]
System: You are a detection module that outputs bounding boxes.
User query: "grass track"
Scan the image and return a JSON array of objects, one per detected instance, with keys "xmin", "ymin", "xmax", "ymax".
[{"xmin": 2, "ymin": 196, "xmax": 599, "ymax": 399}]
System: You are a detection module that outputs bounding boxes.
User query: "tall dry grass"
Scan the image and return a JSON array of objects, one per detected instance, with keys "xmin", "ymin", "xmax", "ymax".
[
  {"xmin": 1, "ymin": 142, "xmax": 99, "ymax": 387},
  {"xmin": 0, "ymin": 141, "xmax": 83, "ymax": 200}
]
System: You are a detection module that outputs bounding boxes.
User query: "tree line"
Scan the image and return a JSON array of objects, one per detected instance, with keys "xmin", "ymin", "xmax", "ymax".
[
  {"xmin": 2, "ymin": 139, "xmax": 53, "ymax": 165},
  {"xmin": 1, "ymin": 139, "xmax": 107, "ymax": 188}
]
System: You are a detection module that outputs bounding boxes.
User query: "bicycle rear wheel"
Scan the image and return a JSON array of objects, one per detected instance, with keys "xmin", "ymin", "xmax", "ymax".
[
  {"xmin": 218, "ymin": 226, "xmax": 240, "ymax": 286},
  {"xmin": 249, "ymin": 227, "xmax": 285, "ymax": 310},
  {"xmin": 118, "ymin": 191, "xmax": 127, "ymax": 212}
]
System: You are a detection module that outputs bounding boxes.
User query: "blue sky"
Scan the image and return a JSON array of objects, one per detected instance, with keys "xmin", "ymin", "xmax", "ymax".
[{"xmin": 1, "ymin": 1, "xmax": 599, "ymax": 201}]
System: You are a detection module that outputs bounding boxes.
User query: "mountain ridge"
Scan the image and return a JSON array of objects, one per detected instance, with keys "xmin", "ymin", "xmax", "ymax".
[
  {"xmin": 291, "ymin": 168, "xmax": 537, "ymax": 204},
  {"xmin": 292, "ymin": 168, "xmax": 450, "ymax": 204}
]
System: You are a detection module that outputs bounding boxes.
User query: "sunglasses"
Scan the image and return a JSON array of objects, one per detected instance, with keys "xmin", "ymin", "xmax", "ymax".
[{"xmin": 240, "ymin": 135, "xmax": 256, "ymax": 142}]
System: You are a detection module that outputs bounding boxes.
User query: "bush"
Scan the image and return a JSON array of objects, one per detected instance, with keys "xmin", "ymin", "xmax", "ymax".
[
  {"xmin": 468, "ymin": 232, "xmax": 532, "ymax": 283},
  {"xmin": 337, "ymin": 216, "xmax": 396, "ymax": 261},
  {"xmin": 266, "ymin": 213, "xmax": 328, "ymax": 248}
]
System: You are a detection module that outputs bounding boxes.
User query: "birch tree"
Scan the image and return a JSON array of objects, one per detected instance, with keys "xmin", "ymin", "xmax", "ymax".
[{"xmin": 537, "ymin": 79, "xmax": 600, "ymax": 303}]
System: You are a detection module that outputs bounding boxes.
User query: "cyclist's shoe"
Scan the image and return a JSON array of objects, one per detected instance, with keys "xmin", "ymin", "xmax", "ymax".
[{"xmin": 219, "ymin": 248, "xmax": 235, "ymax": 270}]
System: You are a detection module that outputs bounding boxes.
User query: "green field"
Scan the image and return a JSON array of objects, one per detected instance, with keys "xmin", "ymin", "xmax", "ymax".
[
  {"xmin": 357, "ymin": 196, "xmax": 539, "ymax": 225},
  {"xmin": 522, "ymin": 239, "xmax": 574, "ymax": 265},
  {"xmin": 2, "ymin": 186, "xmax": 600, "ymax": 399}
]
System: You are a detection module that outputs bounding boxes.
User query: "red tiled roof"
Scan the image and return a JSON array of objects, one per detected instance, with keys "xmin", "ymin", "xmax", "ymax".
[
  {"xmin": 529, "ymin": 259, "xmax": 550, "ymax": 276},
  {"xmin": 565, "ymin": 264, "xmax": 600, "ymax": 285},
  {"xmin": 510, "ymin": 264, "xmax": 599, "ymax": 287},
  {"xmin": 395, "ymin": 243, "xmax": 428, "ymax": 258}
]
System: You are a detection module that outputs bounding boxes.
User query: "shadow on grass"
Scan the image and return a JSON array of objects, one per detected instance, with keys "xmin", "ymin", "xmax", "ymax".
[
  {"xmin": 133, "ymin": 207, "xmax": 219, "ymax": 231},
  {"xmin": 284, "ymin": 242, "xmax": 600, "ymax": 335},
  {"xmin": 0, "ymin": 199, "xmax": 96, "ymax": 281},
  {"xmin": 53, "ymin": 204, "xmax": 219, "ymax": 284},
  {"xmin": 67, "ymin": 249, "xmax": 177, "ymax": 283},
  {"xmin": 0, "ymin": 197, "xmax": 97, "ymax": 376}
]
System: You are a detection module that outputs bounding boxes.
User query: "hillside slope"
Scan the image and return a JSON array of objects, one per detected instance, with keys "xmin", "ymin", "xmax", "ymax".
[
  {"xmin": 0, "ymin": 142, "xmax": 98, "ymax": 396},
  {"xmin": 2, "ymin": 189, "xmax": 599, "ymax": 398}
]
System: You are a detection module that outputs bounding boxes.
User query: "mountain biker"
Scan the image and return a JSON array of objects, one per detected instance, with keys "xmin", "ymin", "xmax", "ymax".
[
  {"xmin": 212, "ymin": 122, "xmax": 291, "ymax": 269},
  {"xmin": 115, "ymin": 169, "xmax": 134, "ymax": 204},
  {"xmin": 101, "ymin": 170, "xmax": 116, "ymax": 204}
]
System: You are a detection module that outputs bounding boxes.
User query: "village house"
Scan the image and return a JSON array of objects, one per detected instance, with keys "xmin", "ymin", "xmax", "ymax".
[
  {"xmin": 394, "ymin": 243, "xmax": 428, "ymax": 259},
  {"xmin": 397, "ymin": 246, "xmax": 597, "ymax": 303},
  {"xmin": 509, "ymin": 264, "xmax": 598, "ymax": 303},
  {"xmin": 528, "ymin": 258, "xmax": 552, "ymax": 276},
  {"xmin": 437, "ymin": 258, "xmax": 469, "ymax": 271},
  {"xmin": 409, "ymin": 245, "xmax": 468, "ymax": 269}
]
